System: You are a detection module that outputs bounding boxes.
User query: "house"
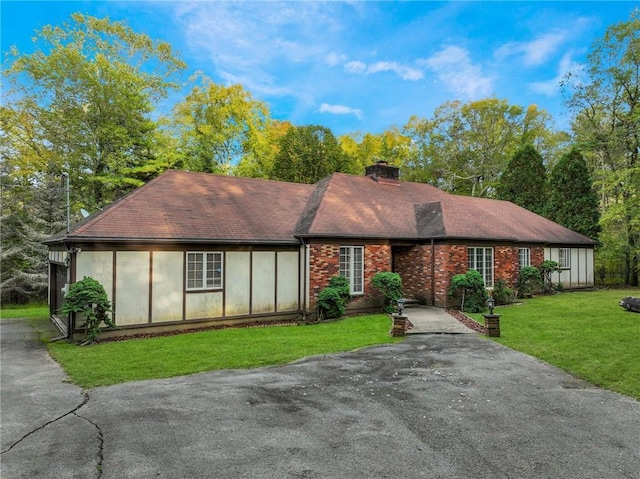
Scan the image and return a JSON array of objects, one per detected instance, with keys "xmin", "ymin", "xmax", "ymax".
[{"xmin": 45, "ymin": 163, "xmax": 596, "ymax": 339}]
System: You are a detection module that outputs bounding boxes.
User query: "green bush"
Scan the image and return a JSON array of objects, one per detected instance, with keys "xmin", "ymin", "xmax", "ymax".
[
  {"xmin": 371, "ymin": 271, "xmax": 403, "ymax": 313},
  {"xmin": 541, "ymin": 260, "xmax": 561, "ymax": 293},
  {"xmin": 448, "ymin": 270, "xmax": 488, "ymax": 313},
  {"xmin": 492, "ymin": 278, "xmax": 515, "ymax": 305},
  {"xmin": 317, "ymin": 275, "xmax": 351, "ymax": 320},
  {"xmin": 516, "ymin": 266, "xmax": 542, "ymax": 298},
  {"xmin": 62, "ymin": 277, "xmax": 114, "ymax": 345}
]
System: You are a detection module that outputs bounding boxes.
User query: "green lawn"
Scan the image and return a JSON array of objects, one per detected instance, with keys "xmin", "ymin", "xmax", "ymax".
[
  {"xmin": 46, "ymin": 315, "xmax": 399, "ymax": 388},
  {"xmin": 0, "ymin": 303, "xmax": 49, "ymax": 319},
  {"xmin": 468, "ymin": 288, "xmax": 640, "ymax": 400}
]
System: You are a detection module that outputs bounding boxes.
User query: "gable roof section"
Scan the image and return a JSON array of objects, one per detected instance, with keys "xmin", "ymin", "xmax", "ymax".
[
  {"xmin": 48, "ymin": 170, "xmax": 314, "ymax": 244},
  {"xmin": 295, "ymin": 173, "xmax": 595, "ymax": 245}
]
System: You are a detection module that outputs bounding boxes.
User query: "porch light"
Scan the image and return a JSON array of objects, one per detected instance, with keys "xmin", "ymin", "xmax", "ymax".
[
  {"xmin": 487, "ymin": 296, "xmax": 495, "ymax": 315},
  {"xmin": 397, "ymin": 297, "xmax": 405, "ymax": 316}
]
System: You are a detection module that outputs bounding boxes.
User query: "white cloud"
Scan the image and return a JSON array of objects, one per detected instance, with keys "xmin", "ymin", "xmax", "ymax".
[
  {"xmin": 325, "ymin": 51, "xmax": 347, "ymax": 66},
  {"xmin": 344, "ymin": 60, "xmax": 423, "ymax": 81},
  {"xmin": 529, "ymin": 53, "xmax": 582, "ymax": 96},
  {"xmin": 345, "ymin": 60, "xmax": 367, "ymax": 74},
  {"xmin": 319, "ymin": 103, "xmax": 363, "ymax": 119},
  {"xmin": 418, "ymin": 46, "xmax": 494, "ymax": 99},
  {"xmin": 495, "ymin": 30, "xmax": 566, "ymax": 66},
  {"xmin": 174, "ymin": 2, "xmax": 343, "ymax": 94}
]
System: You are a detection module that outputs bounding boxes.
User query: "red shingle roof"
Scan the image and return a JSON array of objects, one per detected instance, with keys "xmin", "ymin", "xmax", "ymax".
[
  {"xmin": 48, "ymin": 170, "xmax": 314, "ymax": 244},
  {"xmin": 295, "ymin": 173, "xmax": 595, "ymax": 245},
  {"xmin": 47, "ymin": 170, "xmax": 595, "ymax": 246}
]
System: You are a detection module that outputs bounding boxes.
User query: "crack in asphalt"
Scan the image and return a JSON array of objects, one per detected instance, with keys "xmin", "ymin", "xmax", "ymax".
[
  {"xmin": 1, "ymin": 391, "xmax": 105, "ymax": 478},
  {"xmin": 75, "ymin": 410, "xmax": 105, "ymax": 478}
]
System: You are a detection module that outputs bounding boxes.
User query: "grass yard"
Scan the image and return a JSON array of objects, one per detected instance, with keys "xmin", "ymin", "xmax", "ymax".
[
  {"xmin": 46, "ymin": 315, "xmax": 400, "ymax": 388},
  {"xmin": 468, "ymin": 288, "xmax": 640, "ymax": 400},
  {"xmin": 0, "ymin": 303, "xmax": 49, "ymax": 319}
]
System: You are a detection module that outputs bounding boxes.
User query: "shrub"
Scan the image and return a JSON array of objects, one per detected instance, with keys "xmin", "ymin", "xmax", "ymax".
[
  {"xmin": 371, "ymin": 271, "xmax": 403, "ymax": 313},
  {"xmin": 541, "ymin": 260, "xmax": 561, "ymax": 293},
  {"xmin": 492, "ymin": 278, "xmax": 515, "ymax": 305},
  {"xmin": 448, "ymin": 270, "xmax": 488, "ymax": 313},
  {"xmin": 516, "ymin": 266, "xmax": 542, "ymax": 298},
  {"xmin": 317, "ymin": 275, "xmax": 351, "ymax": 320},
  {"xmin": 62, "ymin": 276, "xmax": 114, "ymax": 345}
]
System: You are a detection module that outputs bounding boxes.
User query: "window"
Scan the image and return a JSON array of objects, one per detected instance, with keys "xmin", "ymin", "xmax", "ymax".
[
  {"xmin": 186, "ymin": 252, "xmax": 223, "ymax": 290},
  {"xmin": 468, "ymin": 247, "xmax": 494, "ymax": 288},
  {"xmin": 558, "ymin": 248, "xmax": 571, "ymax": 269},
  {"xmin": 339, "ymin": 246, "xmax": 364, "ymax": 294},
  {"xmin": 519, "ymin": 248, "xmax": 531, "ymax": 270}
]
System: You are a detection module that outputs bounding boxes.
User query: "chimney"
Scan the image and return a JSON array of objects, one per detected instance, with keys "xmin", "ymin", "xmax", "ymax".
[{"xmin": 365, "ymin": 161, "xmax": 400, "ymax": 184}]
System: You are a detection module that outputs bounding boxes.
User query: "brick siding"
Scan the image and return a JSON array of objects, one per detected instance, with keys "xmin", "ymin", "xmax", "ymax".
[{"xmin": 309, "ymin": 242, "xmax": 549, "ymax": 311}]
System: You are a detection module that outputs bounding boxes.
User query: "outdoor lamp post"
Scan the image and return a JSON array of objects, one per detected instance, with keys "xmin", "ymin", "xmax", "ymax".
[
  {"xmin": 484, "ymin": 295, "xmax": 500, "ymax": 337},
  {"xmin": 397, "ymin": 297, "xmax": 405, "ymax": 316},
  {"xmin": 487, "ymin": 296, "xmax": 495, "ymax": 315}
]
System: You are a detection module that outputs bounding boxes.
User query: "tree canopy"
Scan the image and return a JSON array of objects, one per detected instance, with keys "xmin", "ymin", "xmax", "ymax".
[
  {"xmin": 545, "ymin": 148, "xmax": 601, "ymax": 240},
  {"xmin": 401, "ymin": 99, "xmax": 568, "ymax": 197},
  {"xmin": 564, "ymin": 10, "xmax": 640, "ymax": 284},
  {"xmin": 271, "ymin": 125, "xmax": 353, "ymax": 184},
  {"xmin": 497, "ymin": 144, "xmax": 547, "ymax": 215}
]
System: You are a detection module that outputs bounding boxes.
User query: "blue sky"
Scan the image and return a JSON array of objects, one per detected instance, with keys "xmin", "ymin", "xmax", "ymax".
[{"xmin": 2, "ymin": 1, "xmax": 638, "ymax": 136}]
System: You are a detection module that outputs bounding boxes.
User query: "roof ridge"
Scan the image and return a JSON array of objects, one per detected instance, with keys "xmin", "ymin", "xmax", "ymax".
[{"xmin": 294, "ymin": 175, "xmax": 333, "ymax": 236}]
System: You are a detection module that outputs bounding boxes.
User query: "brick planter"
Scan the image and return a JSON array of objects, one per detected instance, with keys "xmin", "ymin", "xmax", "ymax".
[
  {"xmin": 484, "ymin": 314, "xmax": 501, "ymax": 337},
  {"xmin": 391, "ymin": 314, "xmax": 408, "ymax": 337}
]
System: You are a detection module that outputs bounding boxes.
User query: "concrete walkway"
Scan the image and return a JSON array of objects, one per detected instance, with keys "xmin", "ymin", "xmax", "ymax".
[{"xmin": 404, "ymin": 305, "xmax": 476, "ymax": 334}]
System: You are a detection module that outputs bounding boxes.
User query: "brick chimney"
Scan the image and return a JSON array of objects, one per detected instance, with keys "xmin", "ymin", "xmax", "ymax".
[{"xmin": 365, "ymin": 161, "xmax": 400, "ymax": 184}]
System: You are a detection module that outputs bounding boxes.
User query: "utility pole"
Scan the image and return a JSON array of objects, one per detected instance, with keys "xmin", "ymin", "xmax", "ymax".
[{"xmin": 61, "ymin": 172, "xmax": 70, "ymax": 233}]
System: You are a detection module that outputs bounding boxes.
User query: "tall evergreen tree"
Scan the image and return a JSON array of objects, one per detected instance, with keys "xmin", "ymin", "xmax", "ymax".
[
  {"xmin": 545, "ymin": 148, "xmax": 601, "ymax": 240},
  {"xmin": 271, "ymin": 125, "xmax": 353, "ymax": 184},
  {"xmin": 497, "ymin": 144, "xmax": 547, "ymax": 215}
]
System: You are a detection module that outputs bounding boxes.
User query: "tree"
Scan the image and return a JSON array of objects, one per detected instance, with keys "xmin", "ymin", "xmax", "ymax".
[
  {"xmin": 339, "ymin": 127, "xmax": 412, "ymax": 175},
  {"xmin": 497, "ymin": 144, "xmax": 547, "ymax": 215},
  {"xmin": 563, "ymin": 10, "xmax": 640, "ymax": 285},
  {"xmin": 235, "ymin": 120, "xmax": 292, "ymax": 178},
  {"xmin": 402, "ymin": 99, "xmax": 568, "ymax": 196},
  {"xmin": 545, "ymin": 148, "xmax": 601, "ymax": 240},
  {"xmin": 172, "ymin": 76, "xmax": 272, "ymax": 174},
  {"xmin": 270, "ymin": 125, "xmax": 352, "ymax": 184},
  {"xmin": 3, "ymin": 13, "xmax": 186, "ymax": 210},
  {"xmin": 1, "ymin": 13, "xmax": 186, "ymax": 302}
]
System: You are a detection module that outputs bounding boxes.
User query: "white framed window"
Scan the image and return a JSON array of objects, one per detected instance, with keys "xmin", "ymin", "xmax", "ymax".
[
  {"xmin": 339, "ymin": 246, "xmax": 364, "ymax": 294},
  {"xmin": 558, "ymin": 248, "xmax": 571, "ymax": 269},
  {"xmin": 519, "ymin": 248, "xmax": 531, "ymax": 270},
  {"xmin": 468, "ymin": 247, "xmax": 494, "ymax": 288},
  {"xmin": 186, "ymin": 252, "xmax": 223, "ymax": 290}
]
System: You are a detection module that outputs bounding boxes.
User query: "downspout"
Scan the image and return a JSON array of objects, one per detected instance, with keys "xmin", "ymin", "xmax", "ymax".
[
  {"xmin": 300, "ymin": 238, "xmax": 309, "ymax": 322},
  {"xmin": 431, "ymin": 239, "xmax": 436, "ymax": 306}
]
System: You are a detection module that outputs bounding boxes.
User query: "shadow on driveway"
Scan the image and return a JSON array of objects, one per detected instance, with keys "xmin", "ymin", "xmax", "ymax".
[{"xmin": 2, "ymin": 318, "xmax": 639, "ymax": 478}]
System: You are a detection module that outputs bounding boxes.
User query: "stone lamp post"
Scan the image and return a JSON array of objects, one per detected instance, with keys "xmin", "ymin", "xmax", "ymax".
[{"xmin": 484, "ymin": 296, "xmax": 501, "ymax": 337}]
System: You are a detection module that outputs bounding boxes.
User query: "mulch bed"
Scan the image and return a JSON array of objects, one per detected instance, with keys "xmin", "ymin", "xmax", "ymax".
[{"xmin": 445, "ymin": 309, "xmax": 486, "ymax": 334}]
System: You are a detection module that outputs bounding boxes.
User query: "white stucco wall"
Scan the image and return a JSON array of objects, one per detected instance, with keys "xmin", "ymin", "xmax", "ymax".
[
  {"xmin": 115, "ymin": 251, "xmax": 150, "ymax": 325},
  {"xmin": 277, "ymin": 251, "xmax": 299, "ymax": 311},
  {"xmin": 152, "ymin": 252, "xmax": 184, "ymax": 323},
  {"xmin": 186, "ymin": 291, "xmax": 223, "ymax": 320},
  {"xmin": 76, "ymin": 251, "xmax": 114, "ymax": 303},
  {"xmin": 252, "ymin": 252, "xmax": 276, "ymax": 313},
  {"xmin": 225, "ymin": 252, "xmax": 251, "ymax": 316},
  {"xmin": 544, "ymin": 247, "xmax": 594, "ymax": 288}
]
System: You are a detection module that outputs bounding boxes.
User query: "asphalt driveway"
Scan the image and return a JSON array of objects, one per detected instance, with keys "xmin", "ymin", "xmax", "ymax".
[{"xmin": 1, "ymin": 318, "xmax": 639, "ymax": 479}]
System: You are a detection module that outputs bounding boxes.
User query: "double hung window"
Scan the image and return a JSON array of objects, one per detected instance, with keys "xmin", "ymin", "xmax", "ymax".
[
  {"xmin": 186, "ymin": 252, "xmax": 223, "ymax": 290},
  {"xmin": 558, "ymin": 248, "xmax": 571, "ymax": 269},
  {"xmin": 519, "ymin": 248, "xmax": 531, "ymax": 270},
  {"xmin": 339, "ymin": 246, "xmax": 364, "ymax": 295},
  {"xmin": 467, "ymin": 247, "xmax": 494, "ymax": 288}
]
